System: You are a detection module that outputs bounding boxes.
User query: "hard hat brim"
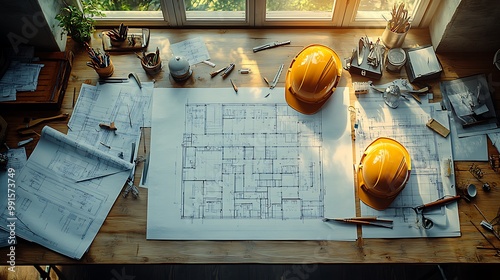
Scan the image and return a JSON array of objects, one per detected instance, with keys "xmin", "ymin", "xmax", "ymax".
[
  {"xmin": 285, "ymin": 84, "xmax": 333, "ymax": 115},
  {"xmin": 357, "ymin": 181, "xmax": 399, "ymax": 210}
]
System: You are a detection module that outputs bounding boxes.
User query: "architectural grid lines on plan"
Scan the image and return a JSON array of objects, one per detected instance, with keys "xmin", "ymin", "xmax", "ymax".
[
  {"xmin": 357, "ymin": 108, "xmax": 443, "ymax": 219},
  {"xmin": 181, "ymin": 103, "xmax": 325, "ymax": 220},
  {"xmin": 354, "ymin": 95, "xmax": 458, "ymax": 237}
]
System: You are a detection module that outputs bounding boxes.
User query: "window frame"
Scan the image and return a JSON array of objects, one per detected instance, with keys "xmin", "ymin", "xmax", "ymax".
[
  {"xmin": 341, "ymin": 0, "xmax": 432, "ymax": 28},
  {"xmin": 90, "ymin": 0, "xmax": 435, "ymax": 28}
]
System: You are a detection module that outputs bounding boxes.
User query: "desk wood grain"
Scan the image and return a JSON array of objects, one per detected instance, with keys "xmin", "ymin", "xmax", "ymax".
[{"xmin": 1, "ymin": 28, "xmax": 500, "ymax": 264}]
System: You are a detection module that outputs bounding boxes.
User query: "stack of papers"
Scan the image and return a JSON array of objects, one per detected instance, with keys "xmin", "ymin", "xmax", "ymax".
[
  {"xmin": 0, "ymin": 62, "xmax": 44, "ymax": 102},
  {"xmin": 0, "ymin": 127, "xmax": 133, "ymax": 259}
]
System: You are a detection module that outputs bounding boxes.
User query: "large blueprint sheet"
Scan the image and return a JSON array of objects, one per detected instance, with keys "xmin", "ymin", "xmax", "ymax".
[
  {"xmin": 0, "ymin": 127, "xmax": 133, "ymax": 259},
  {"xmin": 354, "ymin": 89, "xmax": 459, "ymax": 238},
  {"xmin": 147, "ymin": 87, "xmax": 357, "ymax": 240}
]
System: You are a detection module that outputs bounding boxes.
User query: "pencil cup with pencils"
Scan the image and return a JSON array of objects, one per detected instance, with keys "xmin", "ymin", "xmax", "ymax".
[
  {"xmin": 95, "ymin": 60, "xmax": 114, "ymax": 78},
  {"xmin": 381, "ymin": 2, "xmax": 411, "ymax": 49},
  {"xmin": 140, "ymin": 48, "xmax": 162, "ymax": 76},
  {"xmin": 107, "ymin": 23, "xmax": 128, "ymax": 47},
  {"xmin": 85, "ymin": 43, "xmax": 114, "ymax": 78}
]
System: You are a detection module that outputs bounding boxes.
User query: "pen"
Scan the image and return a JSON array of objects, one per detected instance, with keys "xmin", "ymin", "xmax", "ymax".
[
  {"xmin": 270, "ymin": 64, "xmax": 284, "ymax": 89},
  {"xmin": 263, "ymin": 76, "xmax": 270, "ymax": 86},
  {"xmin": 72, "ymin": 87, "xmax": 76, "ymax": 108},
  {"xmin": 230, "ymin": 79, "xmax": 238, "ymax": 93},
  {"xmin": 253, "ymin": 40, "xmax": 291, "ymax": 52},
  {"xmin": 323, "ymin": 217, "xmax": 393, "ymax": 229}
]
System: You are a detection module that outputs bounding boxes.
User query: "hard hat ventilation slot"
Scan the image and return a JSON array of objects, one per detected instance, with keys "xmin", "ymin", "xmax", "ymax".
[{"xmin": 313, "ymin": 55, "xmax": 334, "ymax": 94}]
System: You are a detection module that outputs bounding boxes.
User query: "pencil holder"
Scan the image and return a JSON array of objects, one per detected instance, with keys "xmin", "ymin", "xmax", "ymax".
[
  {"xmin": 141, "ymin": 53, "xmax": 162, "ymax": 75},
  {"xmin": 382, "ymin": 23, "xmax": 410, "ymax": 49},
  {"xmin": 95, "ymin": 60, "xmax": 114, "ymax": 78},
  {"xmin": 110, "ymin": 38, "xmax": 126, "ymax": 47}
]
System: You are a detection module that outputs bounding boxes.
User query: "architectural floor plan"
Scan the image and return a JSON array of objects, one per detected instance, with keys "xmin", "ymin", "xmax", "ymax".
[
  {"xmin": 181, "ymin": 103, "xmax": 324, "ymax": 220},
  {"xmin": 147, "ymin": 87, "xmax": 357, "ymax": 240}
]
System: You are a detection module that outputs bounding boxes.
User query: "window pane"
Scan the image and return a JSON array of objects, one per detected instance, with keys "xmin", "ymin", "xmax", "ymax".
[
  {"xmin": 82, "ymin": 0, "xmax": 163, "ymax": 19},
  {"xmin": 266, "ymin": 0, "xmax": 336, "ymax": 20},
  {"xmin": 356, "ymin": 0, "xmax": 419, "ymax": 21},
  {"xmin": 184, "ymin": 0, "xmax": 246, "ymax": 20},
  {"xmin": 88, "ymin": 0, "xmax": 161, "ymax": 11}
]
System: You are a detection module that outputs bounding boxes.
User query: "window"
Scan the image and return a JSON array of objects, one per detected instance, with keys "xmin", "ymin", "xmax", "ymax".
[
  {"xmin": 87, "ymin": 0, "xmax": 434, "ymax": 28},
  {"xmin": 343, "ymin": 0, "xmax": 432, "ymax": 27},
  {"xmin": 183, "ymin": 0, "xmax": 247, "ymax": 22},
  {"xmin": 265, "ymin": 0, "xmax": 336, "ymax": 21},
  {"xmin": 82, "ymin": 0, "xmax": 166, "ymax": 26}
]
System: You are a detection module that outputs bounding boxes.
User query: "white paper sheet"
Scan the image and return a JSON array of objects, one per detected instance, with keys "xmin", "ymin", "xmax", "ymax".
[
  {"xmin": 0, "ymin": 62, "xmax": 44, "ymax": 92},
  {"xmin": 169, "ymin": 37, "xmax": 211, "ymax": 66},
  {"xmin": 449, "ymin": 113, "xmax": 488, "ymax": 161},
  {"xmin": 0, "ymin": 126, "xmax": 133, "ymax": 259},
  {"xmin": 354, "ymin": 90, "xmax": 459, "ymax": 238},
  {"xmin": 68, "ymin": 81, "xmax": 153, "ymax": 163},
  {"xmin": 488, "ymin": 132, "xmax": 500, "ymax": 152},
  {"xmin": 147, "ymin": 87, "xmax": 357, "ymax": 241}
]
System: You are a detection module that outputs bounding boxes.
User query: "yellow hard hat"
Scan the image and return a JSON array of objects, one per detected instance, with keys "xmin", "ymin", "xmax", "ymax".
[
  {"xmin": 357, "ymin": 137, "xmax": 411, "ymax": 210},
  {"xmin": 285, "ymin": 44, "xmax": 342, "ymax": 115}
]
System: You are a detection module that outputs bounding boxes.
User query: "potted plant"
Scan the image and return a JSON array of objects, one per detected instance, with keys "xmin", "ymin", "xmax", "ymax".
[{"xmin": 55, "ymin": 1, "xmax": 103, "ymax": 45}]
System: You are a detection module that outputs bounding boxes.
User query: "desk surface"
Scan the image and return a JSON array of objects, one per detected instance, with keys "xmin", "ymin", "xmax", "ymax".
[{"xmin": 2, "ymin": 28, "xmax": 500, "ymax": 264}]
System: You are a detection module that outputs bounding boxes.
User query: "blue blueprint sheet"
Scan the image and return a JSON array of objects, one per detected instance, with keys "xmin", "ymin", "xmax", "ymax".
[{"xmin": 147, "ymin": 87, "xmax": 357, "ymax": 241}]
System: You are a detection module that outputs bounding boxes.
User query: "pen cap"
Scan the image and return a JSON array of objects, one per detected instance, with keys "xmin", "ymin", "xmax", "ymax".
[
  {"xmin": 285, "ymin": 44, "xmax": 342, "ymax": 115},
  {"xmin": 168, "ymin": 56, "xmax": 192, "ymax": 81},
  {"xmin": 357, "ymin": 137, "xmax": 411, "ymax": 210}
]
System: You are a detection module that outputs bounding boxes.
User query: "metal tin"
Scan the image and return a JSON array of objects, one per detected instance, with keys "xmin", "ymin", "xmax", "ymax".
[
  {"xmin": 168, "ymin": 56, "xmax": 192, "ymax": 81},
  {"xmin": 386, "ymin": 48, "xmax": 406, "ymax": 72}
]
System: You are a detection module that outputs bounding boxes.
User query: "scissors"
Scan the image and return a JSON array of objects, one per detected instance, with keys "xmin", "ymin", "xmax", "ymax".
[{"xmin": 412, "ymin": 195, "xmax": 461, "ymax": 229}]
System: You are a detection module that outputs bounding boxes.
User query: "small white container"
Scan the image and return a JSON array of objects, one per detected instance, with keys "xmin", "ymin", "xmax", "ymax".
[{"xmin": 386, "ymin": 48, "xmax": 407, "ymax": 72}]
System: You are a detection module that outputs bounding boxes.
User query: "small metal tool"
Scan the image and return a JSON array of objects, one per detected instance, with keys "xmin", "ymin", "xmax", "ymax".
[
  {"xmin": 357, "ymin": 37, "xmax": 365, "ymax": 66},
  {"xmin": 412, "ymin": 195, "xmax": 461, "ymax": 229},
  {"xmin": 98, "ymin": 72, "xmax": 142, "ymax": 88},
  {"xmin": 17, "ymin": 138, "xmax": 33, "ymax": 147},
  {"xmin": 239, "ymin": 68, "xmax": 251, "ymax": 74},
  {"xmin": 471, "ymin": 220, "xmax": 500, "ymax": 256},
  {"xmin": 270, "ymin": 64, "xmax": 284, "ymax": 89},
  {"xmin": 202, "ymin": 60, "xmax": 216, "ymax": 67},
  {"xmin": 253, "ymin": 40, "xmax": 291, "ymax": 53},
  {"xmin": 474, "ymin": 204, "xmax": 500, "ymax": 241},
  {"xmin": 123, "ymin": 142, "xmax": 139, "ymax": 199},
  {"xmin": 221, "ymin": 63, "xmax": 235, "ymax": 79}
]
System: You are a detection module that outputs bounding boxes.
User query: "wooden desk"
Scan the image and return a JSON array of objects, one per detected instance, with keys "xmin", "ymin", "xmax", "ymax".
[{"xmin": 1, "ymin": 28, "xmax": 500, "ymax": 264}]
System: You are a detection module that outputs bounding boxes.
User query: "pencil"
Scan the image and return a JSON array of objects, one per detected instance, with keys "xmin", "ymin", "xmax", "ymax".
[
  {"xmin": 322, "ymin": 217, "xmax": 393, "ymax": 229},
  {"xmin": 72, "ymin": 87, "xmax": 76, "ymax": 108},
  {"xmin": 230, "ymin": 79, "xmax": 238, "ymax": 93}
]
